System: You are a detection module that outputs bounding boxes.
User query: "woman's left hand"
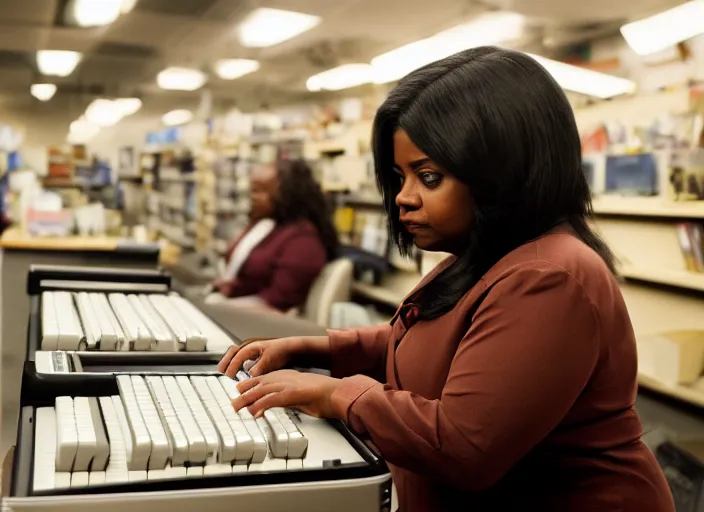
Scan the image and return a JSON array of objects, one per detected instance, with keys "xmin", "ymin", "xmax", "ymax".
[{"xmin": 232, "ymin": 370, "xmax": 343, "ymax": 420}]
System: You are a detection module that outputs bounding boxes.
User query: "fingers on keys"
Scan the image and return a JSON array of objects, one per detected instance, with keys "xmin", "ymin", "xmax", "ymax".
[
  {"xmin": 225, "ymin": 345, "xmax": 261, "ymax": 379},
  {"xmin": 217, "ymin": 346, "xmax": 237, "ymax": 373}
]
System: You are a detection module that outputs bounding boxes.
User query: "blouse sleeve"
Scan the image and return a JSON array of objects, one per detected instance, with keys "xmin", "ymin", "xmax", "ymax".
[
  {"xmin": 328, "ymin": 263, "xmax": 600, "ymax": 491},
  {"xmin": 327, "ymin": 324, "xmax": 392, "ymax": 381}
]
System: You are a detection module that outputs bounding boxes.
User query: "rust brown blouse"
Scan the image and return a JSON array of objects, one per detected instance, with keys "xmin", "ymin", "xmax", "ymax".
[{"xmin": 328, "ymin": 231, "xmax": 675, "ymax": 511}]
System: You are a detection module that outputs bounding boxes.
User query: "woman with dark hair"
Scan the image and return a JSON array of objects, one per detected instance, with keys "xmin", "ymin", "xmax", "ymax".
[
  {"xmin": 206, "ymin": 159, "xmax": 337, "ymax": 312},
  {"xmin": 219, "ymin": 47, "xmax": 674, "ymax": 511}
]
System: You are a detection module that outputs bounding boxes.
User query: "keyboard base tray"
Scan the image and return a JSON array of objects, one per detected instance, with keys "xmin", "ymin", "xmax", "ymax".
[{"xmin": 4, "ymin": 472, "xmax": 391, "ymax": 512}]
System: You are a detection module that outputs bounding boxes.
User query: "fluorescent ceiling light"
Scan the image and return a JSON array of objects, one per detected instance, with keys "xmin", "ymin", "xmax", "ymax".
[
  {"xmin": 30, "ymin": 83, "xmax": 57, "ymax": 101},
  {"xmin": 121, "ymin": 0, "xmax": 137, "ymax": 13},
  {"xmin": 162, "ymin": 109, "xmax": 193, "ymax": 126},
  {"xmin": 238, "ymin": 7, "xmax": 321, "ymax": 48},
  {"xmin": 620, "ymin": 0, "xmax": 704, "ymax": 56},
  {"xmin": 528, "ymin": 54, "xmax": 636, "ymax": 99},
  {"xmin": 372, "ymin": 12, "xmax": 524, "ymax": 84},
  {"xmin": 215, "ymin": 59, "xmax": 260, "ymax": 80},
  {"xmin": 115, "ymin": 97, "xmax": 142, "ymax": 116},
  {"xmin": 307, "ymin": 64, "xmax": 376, "ymax": 91},
  {"xmin": 85, "ymin": 99, "xmax": 124, "ymax": 127},
  {"xmin": 69, "ymin": 117, "xmax": 100, "ymax": 143},
  {"xmin": 36, "ymin": 50, "xmax": 82, "ymax": 77},
  {"xmin": 157, "ymin": 67, "xmax": 207, "ymax": 91},
  {"xmin": 69, "ymin": 0, "xmax": 123, "ymax": 27}
]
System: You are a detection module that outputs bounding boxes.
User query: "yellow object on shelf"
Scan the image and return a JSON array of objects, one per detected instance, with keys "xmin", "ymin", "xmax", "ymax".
[{"xmin": 334, "ymin": 206, "xmax": 355, "ymax": 234}]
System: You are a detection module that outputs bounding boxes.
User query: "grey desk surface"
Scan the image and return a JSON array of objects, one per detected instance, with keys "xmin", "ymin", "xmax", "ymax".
[{"xmin": 194, "ymin": 301, "xmax": 327, "ymax": 342}]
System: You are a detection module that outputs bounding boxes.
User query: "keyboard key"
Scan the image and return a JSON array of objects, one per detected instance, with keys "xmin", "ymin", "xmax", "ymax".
[
  {"xmin": 41, "ymin": 292, "xmax": 59, "ymax": 351},
  {"xmin": 88, "ymin": 397, "xmax": 109, "ymax": 471},
  {"xmin": 116, "ymin": 376, "xmax": 152, "ymax": 470},
  {"xmin": 191, "ymin": 377, "xmax": 237, "ymax": 463},
  {"xmin": 163, "ymin": 376, "xmax": 207, "ymax": 464},
  {"xmin": 89, "ymin": 293, "xmax": 120, "ymax": 351},
  {"xmin": 109, "ymin": 294, "xmax": 153, "ymax": 351},
  {"xmin": 33, "ymin": 407, "xmax": 58, "ymax": 491},
  {"xmin": 130, "ymin": 375, "xmax": 169, "ymax": 470},
  {"xmin": 75, "ymin": 292, "xmax": 102, "ymax": 350},
  {"xmin": 55, "ymin": 397, "xmax": 78, "ymax": 472},
  {"xmin": 100, "ymin": 396, "xmax": 129, "ymax": 484},
  {"xmin": 72, "ymin": 397, "xmax": 97, "ymax": 472},
  {"xmin": 175, "ymin": 376, "xmax": 218, "ymax": 463},
  {"xmin": 145, "ymin": 376, "xmax": 189, "ymax": 466}
]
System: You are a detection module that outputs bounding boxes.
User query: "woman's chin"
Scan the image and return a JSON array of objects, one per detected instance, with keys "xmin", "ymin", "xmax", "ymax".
[{"xmin": 411, "ymin": 234, "xmax": 443, "ymax": 252}]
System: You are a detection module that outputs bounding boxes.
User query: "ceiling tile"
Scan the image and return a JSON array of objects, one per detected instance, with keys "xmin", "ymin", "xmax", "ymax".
[
  {"xmin": 165, "ymin": 22, "xmax": 233, "ymax": 55},
  {"xmin": 93, "ymin": 41, "xmax": 159, "ymax": 59},
  {"xmin": 0, "ymin": 26, "xmax": 46, "ymax": 52},
  {"xmin": 201, "ymin": 0, "xmax": 249, "ymax": 22},
  {"xmin": 0, "ymin": 0, "xmax": 59, "ymax": 25},
  {"xmin": 0, "ymin": 50, "xmax": 32, "ymax": 67},
  {"xmin": 78, "ymin": 57, "xmax": 154, "ymax": 88},
  {"xmin": 104, "ymin": 11, "xmax": 194, "ymax": 49},
  {"xmin": 44, "ymin": 27, "xmax": 101, "ymax": 52},
  {"xmin": 0, "ymin": 67, "xmax": 34, "ymax": 87},
  {"xmin": 136, "ymin": 0, "xmax": 222, "ymax": 17}
]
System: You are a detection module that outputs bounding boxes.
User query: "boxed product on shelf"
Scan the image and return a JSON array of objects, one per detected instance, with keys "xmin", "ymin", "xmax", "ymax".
[
  {"xmin": 25, "ymin": 208, "xmax": 72, "ymax": 236},
  {"xmin": 638, "ymin": 330, "xmax": 704, "ymax": 386}
]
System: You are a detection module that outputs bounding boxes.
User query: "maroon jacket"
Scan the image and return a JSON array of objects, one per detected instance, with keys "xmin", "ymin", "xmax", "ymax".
[
  {"xmin": 328, "ymin": 229, "xmax": 674, "ymax": 511},
  {"xmin": 219, "ymin": 220, "xmax": 327, "ymax": 311}
]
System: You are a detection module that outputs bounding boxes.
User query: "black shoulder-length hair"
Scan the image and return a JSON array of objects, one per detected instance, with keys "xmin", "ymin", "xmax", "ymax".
[
  {"xmin": 373, "ymin": 46, "xmax": 615, "ymax": 320},
  {"xmin": 273, "ymin": 159, "xmax": 339, "ymax": 261}
]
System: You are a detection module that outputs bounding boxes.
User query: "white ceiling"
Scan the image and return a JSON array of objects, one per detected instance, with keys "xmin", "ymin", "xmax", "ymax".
[{"xmin": 0, "ymin": 0, "xmax": 683, "ymax": 133}]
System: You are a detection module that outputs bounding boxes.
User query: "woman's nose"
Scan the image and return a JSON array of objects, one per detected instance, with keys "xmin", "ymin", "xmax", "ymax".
[{"xmin": 396, "ymin": 182, "xmax": 422, "ymax": 210}]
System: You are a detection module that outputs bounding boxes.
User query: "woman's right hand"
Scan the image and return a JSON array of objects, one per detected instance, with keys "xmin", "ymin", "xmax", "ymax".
[{"xmin": 217, "ymin": 336, "xmax": 329, "ymax": 378}]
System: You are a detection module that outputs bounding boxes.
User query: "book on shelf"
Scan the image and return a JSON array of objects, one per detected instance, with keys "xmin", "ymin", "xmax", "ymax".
[{"xmin": 676, "ymin": 222, "xmax": 704, "ymax": 272}]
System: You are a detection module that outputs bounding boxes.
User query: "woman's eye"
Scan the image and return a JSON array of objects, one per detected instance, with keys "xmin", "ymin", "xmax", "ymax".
[{"xmin": 419, "ymin": 172, "xmax": 442, "ymax": 188}]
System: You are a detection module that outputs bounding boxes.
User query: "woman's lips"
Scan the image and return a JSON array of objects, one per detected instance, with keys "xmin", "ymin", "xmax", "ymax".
[{"xmin": 403, "ymin": 223, "xmax": 430, "ymax": 233}]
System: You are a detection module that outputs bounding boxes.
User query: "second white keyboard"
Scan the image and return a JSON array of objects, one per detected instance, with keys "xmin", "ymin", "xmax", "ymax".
[{"xmin": 40, "ymin": 292, "xmax": 234, "ymax": 354}]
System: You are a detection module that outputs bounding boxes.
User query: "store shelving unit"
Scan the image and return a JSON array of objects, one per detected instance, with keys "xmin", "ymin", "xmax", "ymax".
[
  {"xmin": 590, "ymin": 194, "xmax": 704, "ymax": 411},
  {"xmin": 143, "ymin": 150, "xmax": 197, "ymax": 250},
  {"xmin": 619, "ymin": 265, "xmax": 704, "ymax": 292},
  {"xmin": 638, "ymin": 373, "xmax": 704, "ymax": 409},
  {"xmin": 194, "ymin": 143, "xmax": 250, "ymax": 255},
  {"xmin": 592, "ymin": 195, "xmax": 704, "ymax": 219}
]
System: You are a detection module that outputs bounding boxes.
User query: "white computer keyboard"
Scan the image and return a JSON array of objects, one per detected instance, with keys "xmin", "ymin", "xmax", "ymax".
[
  {"xmin": 41, "ymin": 291, "xmax": 233, "ymax": 353},
  {"xmin": 31, "ymin": 373, "xmax": 364, "ymax": 493}
]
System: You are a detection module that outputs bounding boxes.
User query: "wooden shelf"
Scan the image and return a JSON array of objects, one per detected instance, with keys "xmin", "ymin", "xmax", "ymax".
[
  {"xmin": 620, "ymin": 265, "xmax": 704, "ymax": 292},
  {"xmin": 0, "ymin": 227, "xmax": 120, "ymax": 251},
  {"xmin": 638, "ymin": 373, "xmax": 704, "ymax": 410},
  {"xmin": 592, "ymin": 196, "xmax": 704, "ymax": 219}
]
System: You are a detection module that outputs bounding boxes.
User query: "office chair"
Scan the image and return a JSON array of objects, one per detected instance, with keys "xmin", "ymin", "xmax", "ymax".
[{"xmin": 300, "ymin": 258, "xmax": 355, "ymax": 327}]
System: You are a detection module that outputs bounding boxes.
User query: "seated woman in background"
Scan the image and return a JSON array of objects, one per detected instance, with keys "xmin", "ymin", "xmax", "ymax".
[{"xmin": 205, "ymin": 159, "xmax": 338, "ymax": 312}]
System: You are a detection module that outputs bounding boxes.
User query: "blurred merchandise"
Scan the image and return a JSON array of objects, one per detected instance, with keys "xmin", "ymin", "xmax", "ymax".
[
  {"xmin": 47, "ymin": 146, "xmax": 72, "ymax": 178},
  {"xmin": 638, "ymin": 330, "xmax": 704, "ymax": 386},
  {"xmin": 25, "ymin": 208, "xmax": 72, "ymax": 236},
  {"xmin": 605, "ymin": 153, "xmax": 659, "ymax": 196}
]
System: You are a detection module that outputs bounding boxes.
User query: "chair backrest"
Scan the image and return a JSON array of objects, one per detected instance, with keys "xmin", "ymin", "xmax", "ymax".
[{"xmin": 302, "ymin": 258, "xmax": 354, "ymax": 326}]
